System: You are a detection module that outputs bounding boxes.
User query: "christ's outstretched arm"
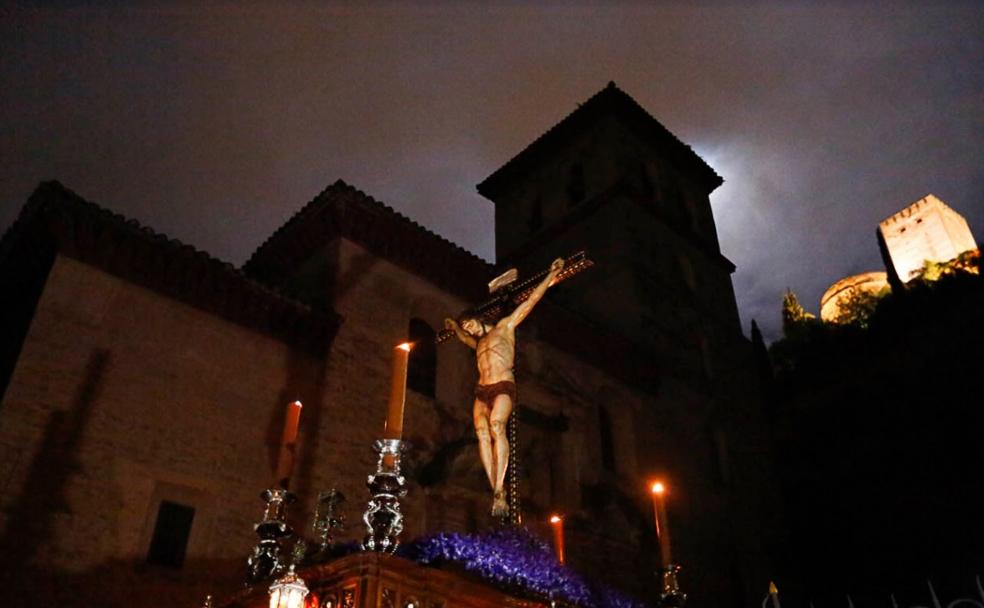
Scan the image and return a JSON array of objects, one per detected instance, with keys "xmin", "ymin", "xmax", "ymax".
[{"xmin": 504, "ymin": 258, "xmax": 564, "ymax": 330}]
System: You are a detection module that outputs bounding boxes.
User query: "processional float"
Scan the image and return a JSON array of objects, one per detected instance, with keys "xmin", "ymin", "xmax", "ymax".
[{"xmin": 220, "ymin": 252, "xmax": 686, "ymax": 608}]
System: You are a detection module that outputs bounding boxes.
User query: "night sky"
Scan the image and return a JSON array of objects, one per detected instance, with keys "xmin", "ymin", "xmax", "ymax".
[{"xmin": 2, "ymin": 2, "xmax": 981, "ymax": 342}]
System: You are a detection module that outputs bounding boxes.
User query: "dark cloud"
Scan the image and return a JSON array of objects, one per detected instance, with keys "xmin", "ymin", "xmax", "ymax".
[{"xmin": 2, "ymin": 2, "xmax": 980, "ymax": 342}]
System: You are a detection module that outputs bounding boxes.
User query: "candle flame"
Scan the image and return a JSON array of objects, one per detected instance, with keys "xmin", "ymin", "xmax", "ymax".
[
  {"xmin": 292, "ymin": 400, "xmax": 302, "ymax": 408},
  {"xmin": 651, "ymin": 481, "xmax": 665, "ymax": 495},
  {"xmin": 397, "ymin": 342, "xmax": 413, "ymax": 352},
  {"xmin": 549, "ymin": 514, "xmax": 563, "ymax": 524}
]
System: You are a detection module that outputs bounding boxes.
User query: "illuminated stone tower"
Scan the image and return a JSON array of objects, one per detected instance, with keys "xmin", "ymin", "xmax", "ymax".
[{"xmin": 878, "ymin": 194, "xmax": 977, "ymax": 288}]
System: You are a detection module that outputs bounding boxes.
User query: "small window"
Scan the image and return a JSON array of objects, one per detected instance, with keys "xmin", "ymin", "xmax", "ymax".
[
  {"xmin": 677, "ymin": 255, "xmax": 697, "ymax": 292},
  {"xmin": 567, "ymin": 163, "xmax": 586, "ymax": 207},
  {"xmin": 710, "ymin": 428, "xmax": 732, "ymax": 487},
  {"xmin": 147, "ymin": 500, "xmax": 195, "ymax": 568},
  {"xmin": 699, "ymin": 335, "xmax": 713, "ymax": 380},
  {"xmin": 686, "ymin": 195, "xmax": 703, "ymax": 233},
  {"xmin": 408, "ymin": 319, "xmax": 436, "ymax": 398}
]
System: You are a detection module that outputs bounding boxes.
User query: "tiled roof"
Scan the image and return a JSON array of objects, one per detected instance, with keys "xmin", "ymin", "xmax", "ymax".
[
  {"xmin": 0, "ymin": 182, "xmax": 339, "ymax": 354},
  {"xmin": 244, "ymin": 180, "xmax": 664, "ymax": 393},
  {"xmin": 0, "ymin": 181, "xmax": 665, "ymax": 396},
  {"xmin": 244, "ymin": 180, "xmax": 493, "ymax": 303},
  {"xmin": 477, "ymin": 82, "xmax": 723, "ymax": 200}
]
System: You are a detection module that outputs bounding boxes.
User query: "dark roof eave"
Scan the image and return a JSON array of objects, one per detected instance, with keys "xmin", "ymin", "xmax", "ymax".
[
  {"xmin": 1, "ymin": 181, "xmax": 340, "ymax": 355},
  {"xmin": 477, "ymin": 82, "xmax": 723, "ymax": 202},
  {"xmin": 244, "ymin": 180, "xmax": 494, "ymax": 304}
]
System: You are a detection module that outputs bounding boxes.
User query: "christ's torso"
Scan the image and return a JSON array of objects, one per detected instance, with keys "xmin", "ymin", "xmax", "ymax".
[{"xmin": 475, "ymin": 326, "xmax": 515, "ymax": 385}]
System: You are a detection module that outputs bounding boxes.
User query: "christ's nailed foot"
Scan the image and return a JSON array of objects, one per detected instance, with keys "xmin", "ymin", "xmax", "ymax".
[{"xmin": 491, "ymin": 490, "xmax": 508, "ymax": 517}]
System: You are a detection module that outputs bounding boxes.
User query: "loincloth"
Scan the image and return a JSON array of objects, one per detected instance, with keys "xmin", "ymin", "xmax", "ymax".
[{"xmin": 474, "ymin": 380, "xmax": 517, "ymax": 406}]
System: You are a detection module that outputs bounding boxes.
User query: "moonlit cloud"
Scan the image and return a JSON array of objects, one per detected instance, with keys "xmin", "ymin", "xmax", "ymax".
[{"xmin": 1, "ymin": 2, "xmax": 980, "ymax": 343}]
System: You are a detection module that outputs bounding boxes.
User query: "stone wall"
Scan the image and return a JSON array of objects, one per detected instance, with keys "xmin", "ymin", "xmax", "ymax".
[{"xmin": 0, "ymin": 255, "xmax": 311, "ymax": 607}]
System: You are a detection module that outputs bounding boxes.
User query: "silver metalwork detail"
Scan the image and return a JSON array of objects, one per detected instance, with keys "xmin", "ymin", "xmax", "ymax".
[
  {"xmin": 659, "ymin": 564, "xmax": 687, "ymax": 607},
  {"xmin": 246, "ymin": 488, "xmax": 296, "ymax": 584},
  {"xmin": 363, "ymin": 439, "xmax": 409, "ymax": 553},
  {"xmin": 313, "ymin": 488, "xmax": 346, "ymax": 552}
]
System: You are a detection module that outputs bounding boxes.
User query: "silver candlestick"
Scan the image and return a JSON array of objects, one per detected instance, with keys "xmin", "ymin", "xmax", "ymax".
[
  {"xmin": 363, "ymin": 439, "xmax": 409, "ymax": 553},
  {"xmin": 313, "ymin": 488, "xmax": 346, "ymax": 552},
  {"xmin": 658, "ymin": 564, "xmax": 687, "ymax": 607},
  {"xmin": 246, "ymin": 488, "xmax": 296, "ymax": 584}
]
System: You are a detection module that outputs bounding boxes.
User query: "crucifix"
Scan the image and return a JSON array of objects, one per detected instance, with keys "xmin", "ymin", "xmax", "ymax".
[{"xmin": 440, "ymin": 251, "xmax": 593, "ymax": 519}]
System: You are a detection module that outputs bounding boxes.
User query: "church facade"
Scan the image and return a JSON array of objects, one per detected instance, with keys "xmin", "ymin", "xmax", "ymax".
[{"xmin": 0, "ymin": 84, "xmax": 779, "ymax": 607}]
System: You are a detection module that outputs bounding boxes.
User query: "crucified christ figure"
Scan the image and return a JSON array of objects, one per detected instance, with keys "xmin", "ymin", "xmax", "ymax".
[{"xmin": 445, "ymin": 258, "xmax": 565, "ymax": 517}]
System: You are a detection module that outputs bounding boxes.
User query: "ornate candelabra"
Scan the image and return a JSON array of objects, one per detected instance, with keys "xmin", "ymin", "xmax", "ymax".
[
  {"xmin": 246, "ymin": 488, "xmax": 296, "ymax": 584},
  {"xmin": 313, "ymin": 488, "xmax": 346, "ymax": 553},
  {"xmin": 363, "ymin": 438, "xmax": 408, "ymax": 553},
  {"xmin": 658, "ymin": 564, "xmax": 687, "ymax": 607}
]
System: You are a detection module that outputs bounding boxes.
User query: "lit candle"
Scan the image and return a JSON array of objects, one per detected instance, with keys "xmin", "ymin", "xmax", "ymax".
[
  {"xmin": 383, "ymin": 342, "xmax": 413, "ymax": 467},
  {"xmin": 549, "ymin": 514, "xmax": 566, "ymax": 564},
  {"xmin": 384, "ymin": 343, "xmax": 413, "ymax": 439},
  {"xmin": 275, "ymin": 401, "xmax": 303, "ymax": 489},
  {"xmin": 768, "ymin": 581, "xmax": 781, "ymax": 608},
  {"xmin": 650, "ymin": 481, "xmax": 672, "ymax": 567}
]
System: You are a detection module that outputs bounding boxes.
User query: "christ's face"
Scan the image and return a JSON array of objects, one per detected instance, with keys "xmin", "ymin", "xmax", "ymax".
[{"xmin": 461, "ymin": 318, "xmax": 486, "ymax": 338}]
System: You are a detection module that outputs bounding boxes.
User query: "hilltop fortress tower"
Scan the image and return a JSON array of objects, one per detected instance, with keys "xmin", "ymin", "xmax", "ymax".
[{"xmin": 877, "ymin": 194, "xmax": 977, "ymax": 288}]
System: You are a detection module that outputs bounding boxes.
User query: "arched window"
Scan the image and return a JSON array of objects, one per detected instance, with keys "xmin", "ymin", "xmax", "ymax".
[
  {"xmin": 598, "ymin": 405, "xmax": 616, "ymax": 473},
  {"xmin": 407, "ymin": 319, "xmax": 436, "ymax": 398}
]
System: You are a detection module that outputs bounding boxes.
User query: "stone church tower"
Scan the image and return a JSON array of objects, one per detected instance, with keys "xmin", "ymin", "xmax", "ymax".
[
  {"xmin": 479, "ymin": 83, "xmax": 742, "ymax": 385},
  {"xmin": 476, "ymin": 82, "xmax": 780, "ymax": 604}
]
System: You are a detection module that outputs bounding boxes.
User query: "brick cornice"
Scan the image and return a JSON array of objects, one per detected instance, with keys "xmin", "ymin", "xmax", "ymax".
[
  {"xmin": 0, "ymin": 182, "xmax": 339, "ymax": 354},
  {"xmin": 477, "ymin": 81, "xmax": 724, "ymax": 201},
  {"xmin": 243, "ymin": 180, "xmax": 493, "ymax": 303}
]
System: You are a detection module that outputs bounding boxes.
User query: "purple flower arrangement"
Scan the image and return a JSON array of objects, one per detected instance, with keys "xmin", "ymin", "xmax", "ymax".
[{"xmin": 398, "ymin": 527, "xmax": 650, "ymax": 608}]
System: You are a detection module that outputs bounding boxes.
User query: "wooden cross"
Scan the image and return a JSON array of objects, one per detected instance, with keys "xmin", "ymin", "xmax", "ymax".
[
  {"xmin": 434, "ymin": 250, "xmax": 594, "ymax": 344},
  {"xmin": 436, "ymin": 250, "xmax": 593, "ymax": 525}
]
